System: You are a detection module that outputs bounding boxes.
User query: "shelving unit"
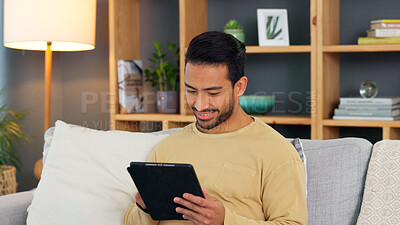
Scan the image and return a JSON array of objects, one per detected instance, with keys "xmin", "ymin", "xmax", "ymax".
[
  {"xmin": 315, "ymin": 0, "xmax": 400, "ymax": 140},
  {"xmin": 108, "ymin": 0, "xmax": 399, "ymax": 140},
  {"xmin": 246, "ymin": 46, "xmax": 311, "ymax": 53},
  {"xmin": 323, "ymin": 45, "xmax": 400, "ymax": 52},
  {"xmin": 114, "ymin": 114, "xmax": 311, "ymax": 125}
]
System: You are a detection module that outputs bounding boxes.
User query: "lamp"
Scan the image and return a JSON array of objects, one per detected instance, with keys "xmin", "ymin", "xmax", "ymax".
[{"xmin": 3, "ymin": 0, "xmax": 97, "ymax": 179}]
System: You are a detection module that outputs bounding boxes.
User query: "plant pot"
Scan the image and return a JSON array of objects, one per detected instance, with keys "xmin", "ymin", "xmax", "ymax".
[
  {"xmin": 157, "ymin": 91, "xmax": 179, "ymax": 114},
  {"xmin": 224, "ymin": 29, "xmax": 245, "ymax": 43},
  {"xmin": 0, "ymin": 165, "xmax": 17, "ymax": 196}
]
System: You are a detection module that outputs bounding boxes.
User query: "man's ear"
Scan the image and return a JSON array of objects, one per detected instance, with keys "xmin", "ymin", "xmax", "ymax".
[{"xmin": 234, "ymin": 76, "xmax": 248, "ymax": 97}]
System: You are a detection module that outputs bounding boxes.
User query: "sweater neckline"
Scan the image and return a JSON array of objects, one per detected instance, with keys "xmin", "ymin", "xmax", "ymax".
[{"xmin": 191, "ymin": 117, "xmax": 257, "ymax": 138}]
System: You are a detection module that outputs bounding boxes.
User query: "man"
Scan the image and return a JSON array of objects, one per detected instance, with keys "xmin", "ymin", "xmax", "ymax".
[{"xmin": 124, "ymin": 31, "xmax": 307, "ymax": 225}]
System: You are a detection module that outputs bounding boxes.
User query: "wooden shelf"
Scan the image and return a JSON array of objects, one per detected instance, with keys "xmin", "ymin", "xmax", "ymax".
[
  {"xmin": 246, "ymin": 45, "xmax": 311, "ymax": 53},
  {"xmin": 114, "ymin": 113, "xmax": 195, "ymax": 122},
  {"xmin": 323, "ymin": 45, "xmax": 400, "ymax": 53},
  {"xmin": 323, "ymin": 119, "xmax": 400, "ymax": 128},
  {"xmin": 114, "ymin": 114, "xmax": 310, "ymax": 125},
  {"xmin": 258, "ymin": 115, "xmax": 311, "ymax": 125}
]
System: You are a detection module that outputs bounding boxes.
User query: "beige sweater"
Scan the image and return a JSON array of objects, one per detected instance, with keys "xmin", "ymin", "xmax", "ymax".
[{"xmin": 124, "ymin": 117, "xmax": 308, "ymax": 225}]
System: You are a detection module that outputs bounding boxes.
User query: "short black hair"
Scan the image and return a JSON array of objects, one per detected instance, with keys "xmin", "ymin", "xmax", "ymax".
[{"xmin": 185, "ymin": 31, "xmax": 246, "ymax": 86}]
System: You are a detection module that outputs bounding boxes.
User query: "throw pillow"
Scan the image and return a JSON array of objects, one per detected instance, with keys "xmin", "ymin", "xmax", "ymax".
[
  {"xmin": 356, "ymin": 140, "xmax": 400, "ymax": 225},
  {"xmin": 27, "ymin": 120, "xmax": 172, "ymax": 225},
  {"xmin": 290, "ymin": 138, "xmax": 307, "ymax": 196}
]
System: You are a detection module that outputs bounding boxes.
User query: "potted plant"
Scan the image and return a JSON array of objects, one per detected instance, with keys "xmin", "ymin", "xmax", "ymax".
[
  {"xmin": 224, "ymin": 19, "xmax": 245, "ymax": 43},
  {"xmin": 0, "ymin": 92, "xmax": 30, "ymax": 195},
  {"xmin": 144, "ymin": 41, "xmax": 180, "ymax": 114}
]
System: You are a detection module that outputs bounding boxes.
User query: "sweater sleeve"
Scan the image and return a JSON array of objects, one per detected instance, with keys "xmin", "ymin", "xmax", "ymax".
[
  {"xmin": 224, "ymin": 159, "xmax": 308, "ymax": 225},
  {"xmin": 122, "ymin": 149, "xmax": 160, "ymax": 225},
  {"xmin": 123, "ymin": 204, "xmax": 160, "ymax": 225}
]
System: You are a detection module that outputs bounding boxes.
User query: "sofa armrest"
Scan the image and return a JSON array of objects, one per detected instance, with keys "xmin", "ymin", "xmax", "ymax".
[{"xmin": 0, "ymin": 190, "xmax": 34, "ymax": 225}]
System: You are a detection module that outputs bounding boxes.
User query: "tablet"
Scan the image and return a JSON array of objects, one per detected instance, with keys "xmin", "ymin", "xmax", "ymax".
[{"xmin": 127, "ymin": 162, "xmax": 204, "ymax": 220}]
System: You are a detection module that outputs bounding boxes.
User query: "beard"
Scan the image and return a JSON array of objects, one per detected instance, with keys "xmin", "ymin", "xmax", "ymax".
[{"xmin": 193, "ymin": 94, "xmax": 235, "ymax": 130}]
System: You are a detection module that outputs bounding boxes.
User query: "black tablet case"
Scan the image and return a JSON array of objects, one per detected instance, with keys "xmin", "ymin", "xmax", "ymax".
[{"xmin": 127, "ymin": 162, "xmax": 204, "ymax": 220}]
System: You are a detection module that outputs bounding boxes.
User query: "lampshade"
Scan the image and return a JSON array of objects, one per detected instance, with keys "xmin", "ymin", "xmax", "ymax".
[{"xmin": 3, "ymin": 0, "xmax": 96, "ymax": 51}]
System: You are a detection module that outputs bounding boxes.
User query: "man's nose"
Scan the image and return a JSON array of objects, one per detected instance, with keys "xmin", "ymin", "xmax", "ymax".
[{"xmin": 193, "ymin": 93, "xmax": 210, "ymax": 111}]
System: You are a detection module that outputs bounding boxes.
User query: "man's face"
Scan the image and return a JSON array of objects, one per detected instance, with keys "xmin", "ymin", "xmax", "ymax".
[{"xmin": 185, "ymin": 62, "xmax": 237, "ymax": 131}]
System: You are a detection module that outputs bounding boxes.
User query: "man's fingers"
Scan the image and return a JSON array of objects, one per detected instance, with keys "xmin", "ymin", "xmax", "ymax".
[
  {"xmin": 176, "ymin": 206, "xmax": 207, "ymax": 223},
  {"xmin": 174, "ymin": 197, "xmax": 203, "ymax": 213},
  {"xmin": 202, "ymin": 188, "xmax": 208, "ymax": 199},
  {"xmin": 174, "ymin": 192, "xmax": 225, "ymax": 225},
  {"xmin": 135, "ymin": 192, "xmax": 146, "ymax": 209},
  {"xmin": 135, "ymin": 192, "xmax": 142, "ymax": 202},
  {"xmin": 182, "ymin": 193, "xmax": 208, "ymax": 207}
]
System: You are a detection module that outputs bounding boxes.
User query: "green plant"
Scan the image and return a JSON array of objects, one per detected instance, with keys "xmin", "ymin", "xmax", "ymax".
[
  {"xmin": 224, "ymin": 19, "xmax": 243, "ymax": 30},
  {"xmin": 0, "ymin": 92, "xmax": 30, "ymax": 171},
  {"xmin": 266, "ymin": 16, "xmax": 282, "ymax": 39},
  {"xmin": 144, "ymin": 41, "xmax": 180, "ymax": 92}
]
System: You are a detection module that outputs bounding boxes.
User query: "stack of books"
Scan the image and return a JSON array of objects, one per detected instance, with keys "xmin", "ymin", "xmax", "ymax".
[
  {"xmin": 358, "ymin": 19, "xmax": 400, "ymax": 45},
  {"xmin": 333, "ymin": 97, "xmax": 400, "ymax": 121}
]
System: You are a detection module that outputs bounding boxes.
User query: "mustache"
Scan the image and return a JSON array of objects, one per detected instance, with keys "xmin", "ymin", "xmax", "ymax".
[{"xmin": 192, "ymin": 107, "xmax": 220, "ymax": 113}]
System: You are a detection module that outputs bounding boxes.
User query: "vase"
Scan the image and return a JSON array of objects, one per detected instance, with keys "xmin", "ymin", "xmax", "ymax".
[
  {"xmin": 157, "ymin": 91, "xmax": 179, "ymax": 114},
  {"xmin": 224, "ymin": 29, "xmax": 245, "ymax": 43},
  {"xmin": 0, "ymin": 165, "xmax": 17, "ymax": 196}
]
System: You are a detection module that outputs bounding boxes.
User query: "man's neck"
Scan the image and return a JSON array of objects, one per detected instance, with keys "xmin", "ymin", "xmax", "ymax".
[{"xmin": 196, "ymin": 108, "xmax": 254, "ymax": 134}]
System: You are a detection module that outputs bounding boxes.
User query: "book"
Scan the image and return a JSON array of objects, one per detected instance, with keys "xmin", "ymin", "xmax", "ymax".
[
  {"xmin": 333, "ymin": 115, "xmax": 400, "ymax": 121},
  {"xmin": 338, "ymin": 104, "xmax": 400, "ymax": 110},
  {"xmin": 358, "ymin": 37, "xmax": 400, "ymax": 45},
  {"xmin": 117, "ymin": 60, "xmax": 145, "ymax": 114},
  {"xmin": 339, "ymin": 97, "xmax": 400, "ymax": 105},
  {"xmin": 334, "ymin": 108, "xmax": 400, "ymax": 117},
  {"xmin": 371, "ymin": 19, "xmax": 400, "ymax": 24},
  {"xmin": 367, "ymin": 29, "xmax": 400, "ymax": 38},
  {"xmin": 371, "ymin": 23, "xmax": 400, "ymax": 29}
]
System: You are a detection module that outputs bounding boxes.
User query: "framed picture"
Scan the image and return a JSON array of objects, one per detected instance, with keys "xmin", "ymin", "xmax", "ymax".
[{"xmin": 257, "ymin": 9, "xmax": 289, "ymax": 46}]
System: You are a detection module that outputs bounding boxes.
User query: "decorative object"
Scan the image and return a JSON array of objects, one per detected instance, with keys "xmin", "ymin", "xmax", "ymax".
[
  {"xmin": 360, "ymin": 80, "xmax": 378, "ymax": 98},
  {"xmin": 118, "ymin": 60, "xmax": 144, "ymax": 113},
  {"xmin": 223, "ymin": 19, "xmax": 245, "ymax": 43},
  {"xmin": 257, "ymin": 9, "xmax": 289, "ymax": 46},
  {"xmin": 145, "ymin": 41, "xmax": 180, "ymax": 114},
  {"xmin": 0, "ymin": 166, "xmax": 17, "ymax": 196},
  {"xmin": 358, "ymin": 19, "xmax": 400, "ymax": 45},
  {"xmin": 366, "ymin": 19, "xmax": 400, "ymax": 38},
  {"xmin": 157, "ymin": 91, "xmax": 179, "ymax": 114},
  {"xmin": 239, "ymin": 95, "xmax": 275, "ymax": 114},
  {"xmin": 333, "ymin": 96, "xmax": 400, "ymax": 121},
  {"xmin": 0, "ymin": 92, "xmax": 30, "ymax": 195},
  {"xmin": 3, "ymin": 0, "xmax": 96, "ymax": 179}
]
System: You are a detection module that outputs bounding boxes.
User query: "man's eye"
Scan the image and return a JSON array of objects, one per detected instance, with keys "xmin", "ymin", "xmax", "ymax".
[
  {"xmin": 208, "ymin": 92, "xmax": 220, "ymax": 96},
  {"xmin": 186, "ymin": 90, "xmax": 196, "ymax": 94}
]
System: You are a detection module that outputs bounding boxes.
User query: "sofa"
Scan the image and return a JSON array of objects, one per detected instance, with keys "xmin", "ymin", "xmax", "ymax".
[{"xmin": 0, "ymin": 120, "xmax": 398, "ymax": 225}]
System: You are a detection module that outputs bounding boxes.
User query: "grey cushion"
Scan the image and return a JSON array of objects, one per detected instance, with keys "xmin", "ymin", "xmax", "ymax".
[
  {"xmin": 0, "ymin": 190, "xmax": 33, "ymax": 225},
  {"xmin": 301, "ymin": 138, "xmax": 372, "ymax": 225}
]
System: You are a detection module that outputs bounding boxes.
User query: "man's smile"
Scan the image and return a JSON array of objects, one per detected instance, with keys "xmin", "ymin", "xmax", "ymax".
[{"xmin": 195, "ymin": 111, "xmax": 217, "ymax": 121}]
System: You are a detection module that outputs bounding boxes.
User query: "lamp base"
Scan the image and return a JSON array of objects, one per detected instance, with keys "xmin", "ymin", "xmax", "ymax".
[{"xmin": 34, "ymin": 159, "xmax": 43, "ymax": 180}]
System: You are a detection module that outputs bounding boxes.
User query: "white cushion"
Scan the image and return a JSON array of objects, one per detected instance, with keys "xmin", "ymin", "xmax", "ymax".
[{"xmin": 27, "ymin": 120, "xmax": 172, "ymax": 225}]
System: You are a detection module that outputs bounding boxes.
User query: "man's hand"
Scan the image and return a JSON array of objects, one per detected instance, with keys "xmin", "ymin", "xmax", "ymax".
[
  {"xmin": 135, "ymin": 192, "xmax": 147, "ymax": 210},
  {"xmin": 174, "ymin": 189, "xmax": 225, "ymax": 225}
]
